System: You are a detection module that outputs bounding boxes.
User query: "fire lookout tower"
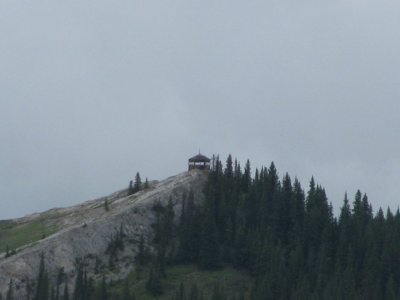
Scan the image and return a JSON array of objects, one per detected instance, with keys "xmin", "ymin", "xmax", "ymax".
[{"xmin": 188, "ymin": 153, "xmax": 211, "ymax": 171}]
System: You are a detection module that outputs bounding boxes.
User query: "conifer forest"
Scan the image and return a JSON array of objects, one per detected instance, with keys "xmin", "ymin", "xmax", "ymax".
[{"xmin": 4, "ymin": 155, "xmax": 400, "ymax": 299}]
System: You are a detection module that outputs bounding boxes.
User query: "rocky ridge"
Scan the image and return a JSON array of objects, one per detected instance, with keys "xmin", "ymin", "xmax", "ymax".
[{"xmin": 0, "ymin": 170, "xmax": 207, "ymax": 298}]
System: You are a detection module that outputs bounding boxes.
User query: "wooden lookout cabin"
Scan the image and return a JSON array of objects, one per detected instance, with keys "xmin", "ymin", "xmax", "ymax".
[{"xmin": 188, "ymin": 153, "xmax": 211, "ymax": 171}]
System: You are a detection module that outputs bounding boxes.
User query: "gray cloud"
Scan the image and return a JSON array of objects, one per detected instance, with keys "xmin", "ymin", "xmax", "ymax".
[{"xmin": 1, "ymin": 0, "xmax": 400, "ymax": 218}]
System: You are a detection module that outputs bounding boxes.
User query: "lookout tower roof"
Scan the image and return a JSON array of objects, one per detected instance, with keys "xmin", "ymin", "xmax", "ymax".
[{"xmin": 188, "ymin": 153, "xmax": 211, "ymax": 163}]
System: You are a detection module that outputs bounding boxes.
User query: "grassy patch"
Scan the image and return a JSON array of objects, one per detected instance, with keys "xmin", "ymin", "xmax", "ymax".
[
  {"xmin": 109, "ymin": 264, "xmax": 252, "ymax": 299},
  {"xmin": 0, "ymin": 220, "xmax": 58, "ymax": 252}
]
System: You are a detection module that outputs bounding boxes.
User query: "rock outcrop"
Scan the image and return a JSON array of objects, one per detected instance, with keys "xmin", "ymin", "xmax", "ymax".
[{"xmin": 0, "ymin": 170, "xmax": 207, "ymax": 298}]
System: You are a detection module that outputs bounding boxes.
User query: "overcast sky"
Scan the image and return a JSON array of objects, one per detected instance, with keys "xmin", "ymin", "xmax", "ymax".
[{"xmin": 1, "ymin": 0, "xmax": 400, "ymax": 219}]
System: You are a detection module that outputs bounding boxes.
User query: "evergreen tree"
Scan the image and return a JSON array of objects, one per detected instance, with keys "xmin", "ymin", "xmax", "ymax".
[
  {"xmin": 136, "ymin": 233, "xmax": 147, "ymax": 267},
  {"xmin": 25, "ymin": 278, "xmax": 34, "ymax": 300},
  {"xmin": 224, "ymin": 154, "xmax": 233, "ymax": 178},
  {"xmin": 243, "ymin": 159, "xmax": 251, "ymax": 192},
  {"xmin": 146, "ymin": 265, "xmax": 163, "ymax": 296},
  {"xmin": 337, "ymin": 193, "xmax": 352, "ymax": 268},
  {"xmin": 178, "ymin": 190, "xmax": 201, "ymax": 263},
  {"xmin": 50, "ymin": 287, "xmax": 55, "ymax": 300},
  {"xmin": 175, "ymin": 282, "xmax": 185, "ymax": 300},
  {"xmin": 133, "ymin": 172, "xmax": 142, "ymax": 193},
  {"xmin": 259, "ymin": 162, "xmax": 279, "ymax": 229},
  {"xmin": 94, "ymin": 256, "xmax": 101, "ymax": 274},
  {"xmin": 189, "ymin": 282, "xmax": 200, "ymax": 300},
  {"xmin": 121, "ymin": 280, "xmax": 131, "ymax": 300},
  {"xmin": 99, "ymin": 276, "xmax": 108, "ymax": 300},
  {"xmin": 272, "ymin": 173, "xmax": 293, "ymax": 244},
  {"xmin": 5, "ymin": 280, "xmax": 13, "ymax": 300},
  {"xmin": 151, "ymin": 198, "xmax": 175, "ymax": 276},
  {"xmin": 198, "ymin": 206, "xmax": 220, "ymax": 269},
  {"xmin": 56, "ymin": 267, "xmax": 65, "ymax": 300},
  {"xmin": 104, "ymin": 199, "xmax": 110, "ymax": 211},
  {"xmin": 128, "ymin": 180, "xmax": 134, "ymax": 195},
  {"xmin": 63, "ymin": 283, "xmax": 70, "ymax": 300},
  {"xmin": 73, "ymin": 259, "xmax": 85, "ymax": 300},
  {"xmin": 210, "ymin": 282, "xmax": 226, "ymax": 300},
  {"xmin": 34, "ymin": 253, "xmax": 49, "ymax": 300},
  {"xmin": 163, "ymin": 197, "xmax": 175, "ymax": 245},
  {"xmin": 292, "ymin": 178, "xmax": 305, "ymax": 238}
]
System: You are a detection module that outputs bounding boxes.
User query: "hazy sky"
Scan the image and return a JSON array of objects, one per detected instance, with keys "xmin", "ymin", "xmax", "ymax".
[{"xmin": 1, "ymin": 0, "xmax": 400, "ymax": 219}]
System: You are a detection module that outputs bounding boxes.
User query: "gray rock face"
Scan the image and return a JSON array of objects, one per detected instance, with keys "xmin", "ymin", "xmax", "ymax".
[{"xmin": 0, "ymin": 170, "xmax": 207, "ymax": 298}]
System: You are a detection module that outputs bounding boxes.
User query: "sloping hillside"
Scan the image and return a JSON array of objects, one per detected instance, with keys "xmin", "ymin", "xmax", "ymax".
[{"xmin": 0, "ymin": 170, "xmax": 207, "ymax": 298}]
